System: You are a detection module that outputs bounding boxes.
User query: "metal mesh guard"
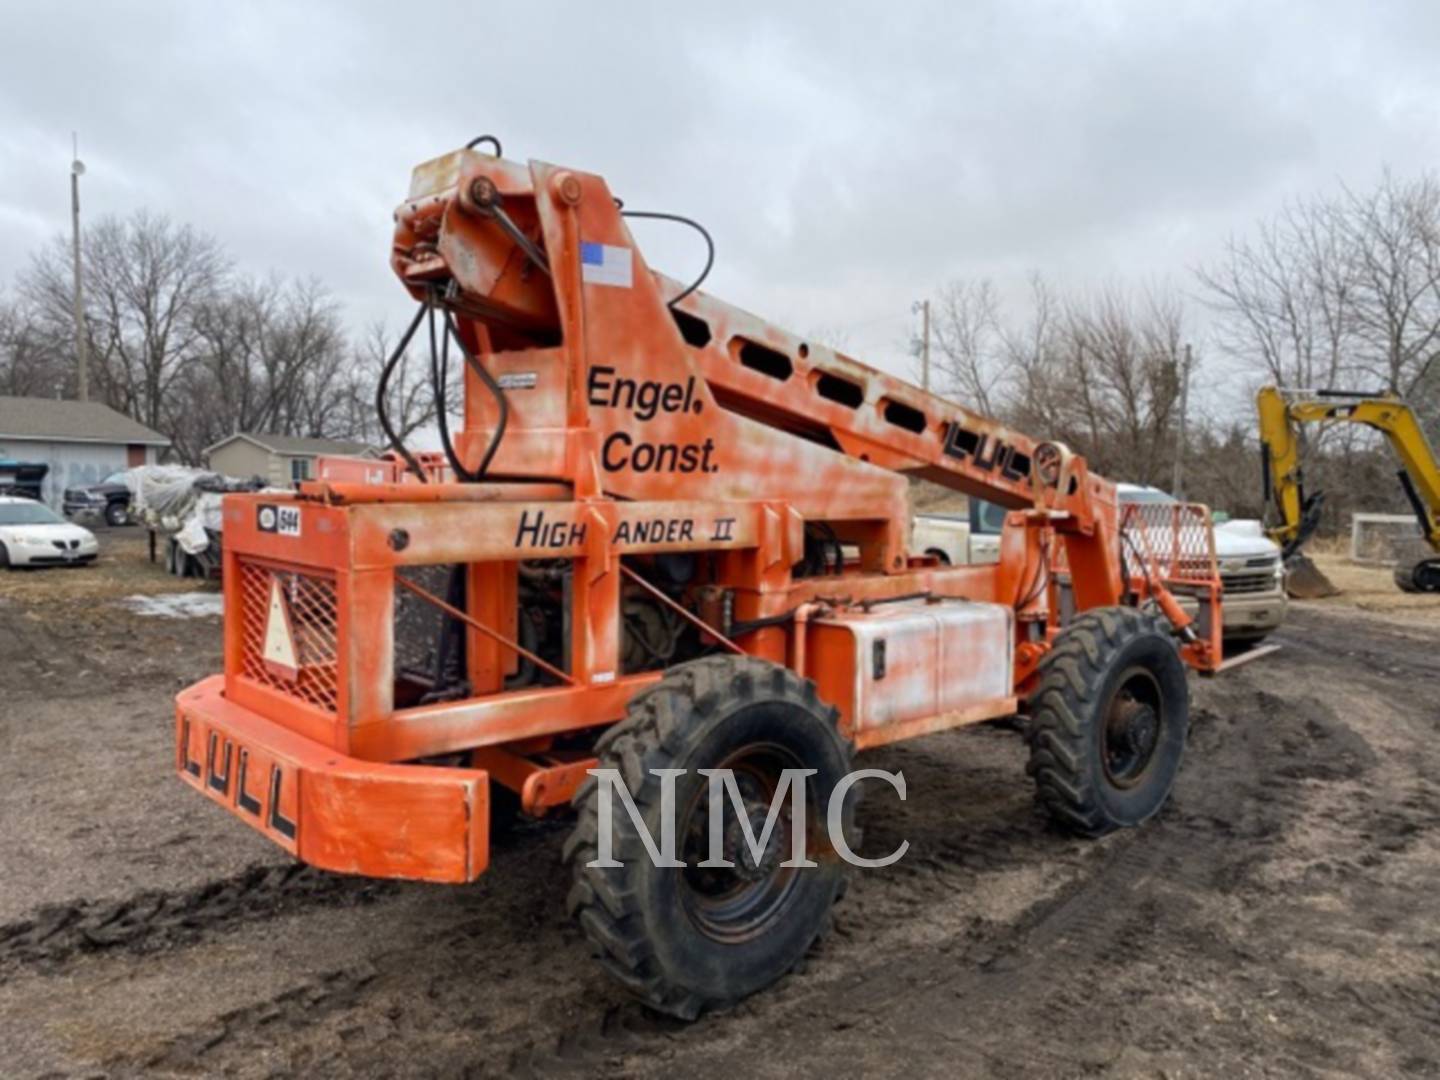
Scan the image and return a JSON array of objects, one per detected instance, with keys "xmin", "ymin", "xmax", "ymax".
[
  {"xmin": 238, "ymin": 559, "xmax": 340, "ymax": 712},
  {"xmin": 1120, "ymin": 502, "xmax": 1218, "ymax": 584}
]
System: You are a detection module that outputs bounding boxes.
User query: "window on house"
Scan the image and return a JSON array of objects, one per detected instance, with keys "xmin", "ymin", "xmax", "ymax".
[{"xmin": 290, "ymin": 457, "xmax": 312, "ymax": 483}]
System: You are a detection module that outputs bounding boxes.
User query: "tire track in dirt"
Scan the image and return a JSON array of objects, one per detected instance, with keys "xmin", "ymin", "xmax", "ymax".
[
  {"xmin": 0, "ymin": 863, "xmax": 397, "ymax": 980},
  {"xmin": 506, "ymin": 677, "xmax": 1394, "ymax": 1078},
  {"xmin": 139, "ymin": 963, "xmax": 384, "ymax": 1074}
]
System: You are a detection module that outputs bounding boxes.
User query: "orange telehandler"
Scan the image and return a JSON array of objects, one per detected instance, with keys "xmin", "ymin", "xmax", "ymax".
[{"xmin": 175, "ymin": 138, "xmax": 1223, "ymax": 1018}]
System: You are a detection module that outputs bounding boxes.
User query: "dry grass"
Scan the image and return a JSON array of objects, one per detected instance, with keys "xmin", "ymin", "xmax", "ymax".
[
  {"xmin": 1301, "ymin": 552, "xmax": 1440, "ymax": 627},
  {"xmin": 0, "ymin": 529, "xmax": 212, "ymax": 610}
]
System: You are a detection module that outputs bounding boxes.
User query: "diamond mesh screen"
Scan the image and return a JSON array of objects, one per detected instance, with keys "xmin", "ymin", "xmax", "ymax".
[
  {"xmin": 237, "ymin": 559, "xmax": 340, "ymax": 712},
  {"xmin": 1119, "ymin": 502, "xmax": 1218, "ymax": 584}
]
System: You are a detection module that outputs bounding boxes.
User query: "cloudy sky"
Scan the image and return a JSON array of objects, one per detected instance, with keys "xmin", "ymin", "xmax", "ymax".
[{"xmin": 3, "ymin": 0, "xmax": 1439, "ymax": 393}]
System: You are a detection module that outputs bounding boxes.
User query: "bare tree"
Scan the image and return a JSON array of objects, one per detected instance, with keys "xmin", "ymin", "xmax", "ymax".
[
  {"xmin": 19, "ymin": 210, "xmax": 228, "ymax": 431},
  {"xmin": 0, "ymin": 292, "xmax": 61, "ymax": 398},
  {"xmin": 7, "ymin": 206, "xmax": 456, "ymax": 465},
  {"xmin": 348, "ymin": 320, "xmax": 440, "ymax": 448},
  {"xmin": 1197, "ymin": 197, "xmax": 1357, "ymax": 391},
  {"xmin": 1340, "ymin": 171, "xmax": 1440, "ymax": 396},
  {"xmin": 925, "ymin": 278, "xmax": 1004, "ymax": 413},
  {"xmin": 988, "ymin": 276, "xmax": 1190, "ymax": 487}
]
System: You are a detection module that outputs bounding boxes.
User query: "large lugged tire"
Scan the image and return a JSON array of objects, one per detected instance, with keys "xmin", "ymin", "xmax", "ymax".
[
  {"xmin": 1026, "ymin": 607, "xmax": 1189, "ymax": 838},
  {"xmin": 564, "ymin": 656, "xmax": 856, "ymax": 1020},
  {"xmin": 105, "ymin": 500, "xmax": 130, "ymax": 527}
]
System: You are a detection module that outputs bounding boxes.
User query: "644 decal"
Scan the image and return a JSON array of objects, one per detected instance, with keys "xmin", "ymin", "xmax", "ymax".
[{"xmin": 257, "ymin": 503, "xmax": 302, "ymax": 537}]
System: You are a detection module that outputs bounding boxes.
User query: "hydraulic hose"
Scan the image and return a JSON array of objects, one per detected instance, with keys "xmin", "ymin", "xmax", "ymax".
[
  {"xmin": 444, "ymin": 309, "xmax": 508, "ymax": 479},
  {"xmin": 375, "ymin": 302, "xmax": 430, "ymax": 483},
  {"xmin": 621, "ymin": 209, "xmax": 715, "ymax": 308}
]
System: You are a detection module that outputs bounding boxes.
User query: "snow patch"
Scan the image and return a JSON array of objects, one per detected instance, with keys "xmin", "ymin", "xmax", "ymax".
[{"xmin": 122, "ymin": 593, "xmax": 224, "ymax": 619}]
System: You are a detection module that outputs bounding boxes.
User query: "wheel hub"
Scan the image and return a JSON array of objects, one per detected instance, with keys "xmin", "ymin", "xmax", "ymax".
[
  {"xmin": 1102, "ymin": 672, "xmax": 1166, "ymax": 788},
  {"xmin": 1120, "ymin": 704, "xmax": 1158, "ymax": 760},
  {"xmin": 678, "ymin": 744, "xmax": 807, "ymax": 945},
  {"xmin": 724, "ymin": 798, "xmax": 787, "ymax": 882}
]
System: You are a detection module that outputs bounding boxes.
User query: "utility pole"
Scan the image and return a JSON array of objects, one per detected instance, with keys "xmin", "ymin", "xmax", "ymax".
[
  {"xmin": 1172, "ymin": 342, "xmax": 1192, "ymax": 499},
  {"xmin": 912, "ymin": 298, "xmax": 931, "ymax": 392},
  {"xmin": 70, "ymin": 133, "xmax": 89, "ymax": 402}
]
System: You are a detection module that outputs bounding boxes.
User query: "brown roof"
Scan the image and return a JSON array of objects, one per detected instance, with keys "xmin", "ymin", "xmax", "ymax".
[
  {"xmin": 204, "ymin": 432, "xmax": 376, "ymax": 457},
  {"xmin": 0, "ymin": 396, "xmax": 169, "ymax": 446}
]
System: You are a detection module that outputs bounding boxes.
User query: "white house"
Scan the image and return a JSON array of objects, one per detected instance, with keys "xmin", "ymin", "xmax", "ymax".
[{"xmin": 0, "ymin": 395, "xmax": 170, "ymax": 508}]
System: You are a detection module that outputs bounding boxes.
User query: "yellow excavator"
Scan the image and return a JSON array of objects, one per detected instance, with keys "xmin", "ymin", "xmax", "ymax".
[{"xmin": 1257, "ymin": 386, "xmax": 1440, "ymax": 597}]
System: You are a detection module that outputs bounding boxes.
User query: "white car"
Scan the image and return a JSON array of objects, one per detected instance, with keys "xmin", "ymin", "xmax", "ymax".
[{"xmin": 0, "ymin": 496, "xmax": 100, "ymax": 568}]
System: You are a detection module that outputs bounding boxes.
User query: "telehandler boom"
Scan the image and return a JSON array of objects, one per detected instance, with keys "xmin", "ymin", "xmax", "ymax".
[
  {"xmin": 175, "ymin": 140, "xmax": 1222, "ymax": 1018},
  {"xmin": 1257, "ymin": 386, "xmax": 1440, "ymax": 593}
]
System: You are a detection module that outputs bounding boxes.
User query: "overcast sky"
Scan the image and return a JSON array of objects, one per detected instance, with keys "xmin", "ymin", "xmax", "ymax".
[{"xmin": 4, "ymin": 0, "xmax": 1439, "ymax": 401}]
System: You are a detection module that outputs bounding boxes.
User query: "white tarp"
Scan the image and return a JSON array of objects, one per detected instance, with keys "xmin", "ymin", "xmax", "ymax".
[{"xmin": 118, "ymin": 466, "xmax": 277, "ymax": 554}]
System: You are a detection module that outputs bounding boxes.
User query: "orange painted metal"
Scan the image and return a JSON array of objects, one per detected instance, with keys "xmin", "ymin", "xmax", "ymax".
[
  {"xmin": 471, "ymin": 746, "xmax": 598, "ymax": 814},
  {"xmin": 852, "ymin": 697, "xmax": 1020, "ymax": 750},
  {"xmin": 174, "ymin": 143, "xmax": 1224, "ymax": 884},
  {"xmin": 177, "ymin": 676, "xmax": 488, "ymax": 883}
]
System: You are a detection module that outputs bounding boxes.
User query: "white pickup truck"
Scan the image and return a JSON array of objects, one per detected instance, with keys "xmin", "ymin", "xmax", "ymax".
[
  {"xmin": 914, "ymin": 485, "xmax": 1287, "ymax": 645},
  {"xmin": 912, "ymin": 501, "xmax": 1003, "ymax": 566}
]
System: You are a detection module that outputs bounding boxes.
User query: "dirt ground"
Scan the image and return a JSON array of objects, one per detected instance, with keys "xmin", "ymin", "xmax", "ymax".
[
  {"xmin": 1304, "ymin": 552, "xmax": 1440, "ymax": 629},
  {"xmin": 2, "ymin": 531, "xmax": 1438, "ymax": 1078}
]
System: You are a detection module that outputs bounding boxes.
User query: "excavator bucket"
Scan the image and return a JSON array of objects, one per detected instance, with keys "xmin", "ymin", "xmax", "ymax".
[{"xmin": 1283, "ymin": 554, "xmax": 1339, "ymax": 599}]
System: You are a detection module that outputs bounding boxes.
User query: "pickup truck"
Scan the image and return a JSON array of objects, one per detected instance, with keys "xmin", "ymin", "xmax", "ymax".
[
  {"xmin": 1118, "ymin": 484, "xmax": 1287, "ymax": 646},
  {"xmin": 63, "ymin": 471, "xmax": 135, "ymax": 526},
  {"xmin": 912, "ymin": 501, "xmax": 1003, "ymax": 566},
  {"xmin": 916, "ymin": 487, "xmax": 1287, "ymax": 646}
]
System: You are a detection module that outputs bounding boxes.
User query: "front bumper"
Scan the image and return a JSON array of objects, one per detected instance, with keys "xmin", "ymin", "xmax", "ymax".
[
  {"xmin": 1220, "ymin": 592, "xmax": 1287, "ymax": 639},
  {"xmin": 176, "ymin": 676, "xmax": 490, "ymax": 883},
  {"xmin": 10, "ymin": 541, "xmax": 98, "ymax": 566}
]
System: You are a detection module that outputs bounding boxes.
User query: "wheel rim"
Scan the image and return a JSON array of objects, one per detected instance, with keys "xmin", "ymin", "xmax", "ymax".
[
  {"xmin": 1100, "ymin": 666, "xmax": 1165, "ymax": 789},
  {"xmin": 678, "ymin": 740, "xmax": 808, "ymax": 945}
]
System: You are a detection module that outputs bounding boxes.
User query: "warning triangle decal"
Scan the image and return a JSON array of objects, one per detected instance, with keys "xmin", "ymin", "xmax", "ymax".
[{"xmin": 263, "ymin": 578, "xmax": 300, "ymax": 680}]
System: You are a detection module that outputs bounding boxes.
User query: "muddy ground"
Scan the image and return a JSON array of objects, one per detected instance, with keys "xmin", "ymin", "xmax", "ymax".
[{"xmin": 1, "ymin": 531, "xmax": 1438, "ymax": 1078}]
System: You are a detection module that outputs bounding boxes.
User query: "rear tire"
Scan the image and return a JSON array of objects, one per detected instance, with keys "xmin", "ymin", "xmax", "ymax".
[
  {"xmin": 105, "ymin": 501, "xmax": 129, "ymax": 527},
  {"xmin": 564, "ymin": 656, "xmax": 855, "ymax": 1020},
  {"xmin": 0, "ymin": 543, "xmax": 9, "ymax": 569},
  {"xmin": 1026, "ymin": 607, "xmax": 1189, "ymax": 838}
]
